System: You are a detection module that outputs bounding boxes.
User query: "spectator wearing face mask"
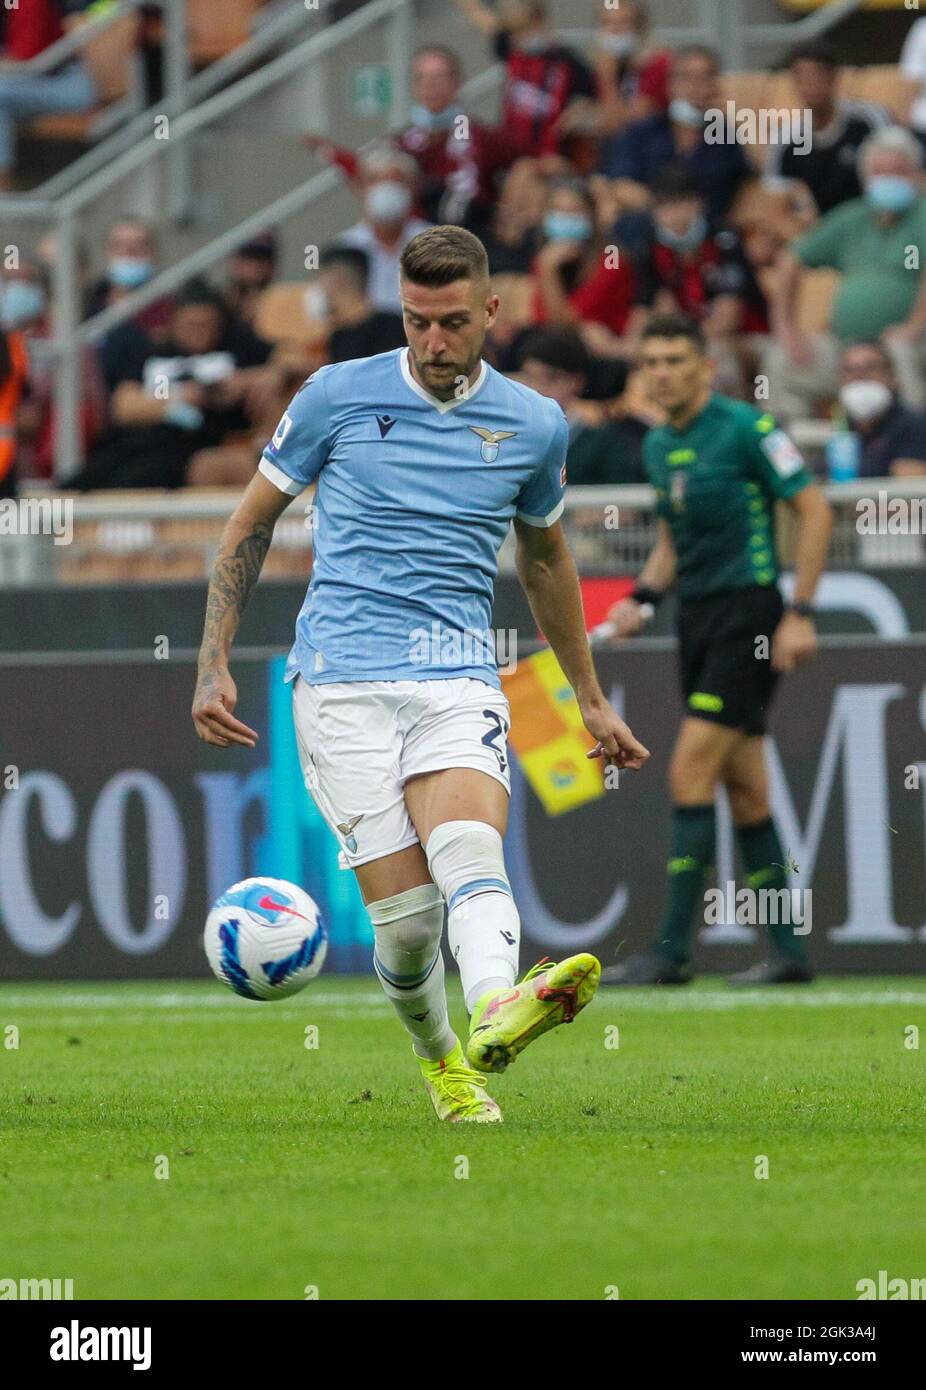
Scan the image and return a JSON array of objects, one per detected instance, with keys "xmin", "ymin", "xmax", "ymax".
[
  {"xmin": 0, "ymin": 260, "xmax": 107, "ymax": 484},
  {"xmin": 833, "ymin": 340, "xmax": 926, "ymax": 478},
  {"xmin": 627, "ymin": 169, "xmax": 767, "ymax": 392},
  {"xmin": 337, "ymin": 145, "xmax": 432, "ymax": 314},
  {"xmin": 451, "ymin": 0, "xmax": 595, "ymax": 157},
  {"xmin": 600, "ymin": 44, "xmax": 751, "ymax": 224},
  {"xmin": 84, "ymin": 216, "xmax": 176, "ymax": 393},
  {"xmin": 310, "ymin": 246, "xmax": 406, "ymax": 364},
  {"xmin": 768, "ymin": 126, "xmax": 926, "ymax": 421},
  {"xmin": 480, "ymin": 158, "xmax": 547, "ymax": 275},
  {"xmin": 73, "ymin": 281, "xmax": 266, "ymax": 490},
  {"xmin": 531, "ymin": 178, "xmax": 636, "ymax": 357},
  {"xmin": 398, "ymin": 45, "xmax": 519, "ymax": 230},
  {"xmin": 593, "ymin": 0, "xmax": 672, "ymax": 136}
]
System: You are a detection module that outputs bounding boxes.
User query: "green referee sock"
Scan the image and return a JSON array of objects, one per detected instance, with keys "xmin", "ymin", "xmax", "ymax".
[
  {"xmin": 736, "ymin": 818, "xmax": 806, "ymax": 962},
  {"xmin": 654, "ymin": 804, "xmax": 716, "ymax": 966}
]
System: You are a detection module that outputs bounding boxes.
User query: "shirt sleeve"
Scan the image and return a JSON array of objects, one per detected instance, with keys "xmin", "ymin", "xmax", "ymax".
[
  {"xmin": 258, "ymin": 367, "xmax": 333, "ymax": 495},
  {"xmin": 792, "ymin": 205, "xmax": 850, "ymax": 270},
  {"xmin": 515, "ymin": 408, "xmax": 568, "ymax": 526},
  {"xmin": 746, "ymin": 411, "xmax": 814, "ymax": 500}
]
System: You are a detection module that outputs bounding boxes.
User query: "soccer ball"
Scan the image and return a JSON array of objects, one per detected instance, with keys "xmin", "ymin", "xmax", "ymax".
[{"xmin": 204, "ymin": 877, "xmax": 327, "ymax": 1000}]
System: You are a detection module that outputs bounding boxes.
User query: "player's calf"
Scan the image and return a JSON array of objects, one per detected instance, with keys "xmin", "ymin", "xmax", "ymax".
[{"xmin": 425, "ymin": 819, "xmax": 520, "ymax": 1011}]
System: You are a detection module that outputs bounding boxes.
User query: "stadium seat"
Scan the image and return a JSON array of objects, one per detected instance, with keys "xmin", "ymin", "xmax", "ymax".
[
  {"xmin": 845, "ymin": 65, "xmax": 915, "ymax": 122},
  {"xmin": 188, "ymin": 0, "xmax": 267, "ymax": 66},
  {"xmin": 27, "ymin": 13, "xmax": 140, "ymax": 142},
  {"xmin": 253, "ymin": 283, "xmax": 330, "ymax": 356}
]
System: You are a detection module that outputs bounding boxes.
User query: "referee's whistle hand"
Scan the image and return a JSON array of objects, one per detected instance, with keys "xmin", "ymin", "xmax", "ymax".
[{"xmin": 606, "ymin": 598, "xmax": 646, "ymax": 638}]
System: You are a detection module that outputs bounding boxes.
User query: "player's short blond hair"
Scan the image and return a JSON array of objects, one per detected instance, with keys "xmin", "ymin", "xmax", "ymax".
[{"xmin": 400, "ymin": 225, "xmax": 489, "ymax": 288}]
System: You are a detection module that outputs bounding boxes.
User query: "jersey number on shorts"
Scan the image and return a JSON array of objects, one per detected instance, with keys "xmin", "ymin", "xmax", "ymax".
[{"xmin": 481, "ymin": 709, "xmax": 509, "ymax": 774}]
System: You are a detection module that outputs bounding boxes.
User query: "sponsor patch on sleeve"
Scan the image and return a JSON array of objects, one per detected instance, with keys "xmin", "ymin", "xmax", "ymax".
[
  {"xmin": 270, "ymin": 411, "xmax": 294, "ymax": 451},
  {"xmin": 759, "ymin": 428, "xmax": 805, "ymax": 479}
]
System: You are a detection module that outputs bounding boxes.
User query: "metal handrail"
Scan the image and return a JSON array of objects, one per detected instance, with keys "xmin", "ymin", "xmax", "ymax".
[
  {"xmin": 33, "ymin": 0, "xmax": 321, "ymax": 203},
  {"xmin": 20, "ymin": 478, "xmax": 926, "ymax": 518},
  {"xmin": 7, "ymin": 0, "xmax": 146, "ymax": 74}
]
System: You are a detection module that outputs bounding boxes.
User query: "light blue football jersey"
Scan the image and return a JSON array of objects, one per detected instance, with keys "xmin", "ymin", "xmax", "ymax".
[{"xmin": 259, "ymin": 347, "xmax": 568, "ymax": 689}]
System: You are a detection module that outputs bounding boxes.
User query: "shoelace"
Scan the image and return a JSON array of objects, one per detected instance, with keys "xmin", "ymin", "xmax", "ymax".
[
  {"xmin": 520, "ymin": 956, "xmax": 555, "ymax": 984},
  {"xmin": 437, "ymin": 1062, "xmax": 491, "ymax": 1112}
]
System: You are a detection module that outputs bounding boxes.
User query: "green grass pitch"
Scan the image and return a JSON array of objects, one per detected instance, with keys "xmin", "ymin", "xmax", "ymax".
[{"xmin": 1, "ymin": 977, "xmax": 923, "ymax": 1301}]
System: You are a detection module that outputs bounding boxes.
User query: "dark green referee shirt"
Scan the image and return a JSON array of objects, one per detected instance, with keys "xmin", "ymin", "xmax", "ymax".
[{"xmin": 643, "ymin": 394, "xmax": 813, "ymax": 600}]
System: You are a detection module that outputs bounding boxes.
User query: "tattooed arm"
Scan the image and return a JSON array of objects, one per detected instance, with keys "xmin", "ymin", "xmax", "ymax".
[{"xmin": 192, "ymin": 473, "xmax": 295, "ymax": 747}]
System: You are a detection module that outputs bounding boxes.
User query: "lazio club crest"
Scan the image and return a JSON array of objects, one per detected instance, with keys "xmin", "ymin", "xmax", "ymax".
[{"xmin": 469, "ymin": 426, "xmax": 517, "ymax": 463}]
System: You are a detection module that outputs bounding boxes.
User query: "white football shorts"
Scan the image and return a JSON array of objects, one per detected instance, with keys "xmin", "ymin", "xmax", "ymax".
[{"xmin": 291, "ymin": 675, "xmax": 512, "ymax": 869}]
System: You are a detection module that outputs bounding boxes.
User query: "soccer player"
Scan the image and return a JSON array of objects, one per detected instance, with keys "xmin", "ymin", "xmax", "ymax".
[
  {"xmin": 192, "ymin": 225, "xmax": 649, "ymax": 1122},
  {"xmin": 603, "ymin": 313, "xmax": 832, "ymax": 987}
]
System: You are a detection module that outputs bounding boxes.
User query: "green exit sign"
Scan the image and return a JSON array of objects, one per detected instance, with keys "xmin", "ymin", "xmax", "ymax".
[{"xmin": 351, "ymin": 65, "xmax": 393, "ymax": 116}]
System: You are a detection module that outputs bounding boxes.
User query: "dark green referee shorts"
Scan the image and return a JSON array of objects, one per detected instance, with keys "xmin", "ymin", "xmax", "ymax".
[{"xmin": 677, "ymin": 585, "xmax": 785, "ymax": 736}]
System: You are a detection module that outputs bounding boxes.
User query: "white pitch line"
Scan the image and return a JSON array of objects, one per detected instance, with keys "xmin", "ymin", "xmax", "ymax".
[{"xmin": 0, "ymin": 988, "xmax": 925, "ymax": 1012}]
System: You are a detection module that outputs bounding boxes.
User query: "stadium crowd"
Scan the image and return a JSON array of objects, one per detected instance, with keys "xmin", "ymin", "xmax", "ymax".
[{"xmin": 4, "ymin": 0, "xmax": 926, "ymax": 495}]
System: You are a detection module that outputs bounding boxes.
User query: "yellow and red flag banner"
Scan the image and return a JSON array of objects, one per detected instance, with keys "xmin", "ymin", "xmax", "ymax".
[{"xmin": 501, "ymin": 648, "xmax": 605, "ymax": 817}]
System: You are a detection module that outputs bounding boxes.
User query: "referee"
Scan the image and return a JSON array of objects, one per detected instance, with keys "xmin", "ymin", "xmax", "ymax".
[{"xmin": 604, "ymin": 314, "xmax": 833, "ymax": 986}]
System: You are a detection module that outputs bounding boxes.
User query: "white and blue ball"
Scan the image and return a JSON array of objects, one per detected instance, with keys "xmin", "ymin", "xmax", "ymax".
[{"xmin": 204, "ymin": 877, "xmax": 327, "ymax": 1000}]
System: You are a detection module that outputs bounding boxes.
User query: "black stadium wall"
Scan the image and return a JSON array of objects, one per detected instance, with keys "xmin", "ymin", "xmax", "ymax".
[{"xmin": 2, "ymin": 581, "xmax": 925, "ymax": 978}]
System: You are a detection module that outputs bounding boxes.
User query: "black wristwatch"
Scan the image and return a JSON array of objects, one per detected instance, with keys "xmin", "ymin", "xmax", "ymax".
[
  {"xmin": 789, "ymin": 601, "xmax": 816, "ymax": 619},
  {"xmin": 631, "ymin": 584, "xmax": 664, "ymax": 608}
]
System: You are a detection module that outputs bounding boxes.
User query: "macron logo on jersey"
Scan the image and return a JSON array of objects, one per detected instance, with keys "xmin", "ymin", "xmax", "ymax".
[{"xmin": 376, "ymin": 415, "xmax": 397, "ymax": 439}]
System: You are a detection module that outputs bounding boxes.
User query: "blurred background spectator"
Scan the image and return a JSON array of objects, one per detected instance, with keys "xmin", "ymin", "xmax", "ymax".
[
  {"xmin": 0, "ymin": 0, "xmax": 98, "ymax": 192},
  {"xmin": 767, "ymin": 126, "xmax": 926, "ymax": 421},
  {"xmin": 399, "ymin": 44, "xmax": 518, "ymax": 230},
  {"xmin": 223, "ymin": 231, "xmax": 279, "ymax": 332},
  {"xmin": 833, "ymin": 339, "xmax": 926, "ymax": 478},
  {"xmin": 592, "ymin": 0, "xmax": 672, "ymax": 137},
  {"xmin": 766, "ymin": 42, "xmax": 891, "ymax": 216},
  {"xmin": 0, "ymin": 322, "xmax": 29, "ymax": 498},
  {"xmin": 2, "ymin": 256, "xmax": 107, "ymax": 483},
  {"xmin": 451, "ymin": 0, "xmax": 594, "ymax": 157},
  {"xmin": 315, "ymin": 246, "xmax": 405, "ymax": 362},
  {"xmin": 71, "ymin": 281, "xmax": 274, "ymax": 490},
  {"xmin": 600, "ymin": 44, "xmax": 752, "ymax": 224},
  {"xmin": 531, "ymin": 176, "xmax": 635, "ymax": 356},
  {"xmin": 337, "ymin": 144, "xmax": 432, "ymax": 313},
  {"xmin": 513, "ymin": 323, "xmax": 654, "ymax": 484}
]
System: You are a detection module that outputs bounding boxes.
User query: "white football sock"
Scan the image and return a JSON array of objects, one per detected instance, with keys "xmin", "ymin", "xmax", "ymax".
[
  {"xmin": 425, "ymin": 820, "xmax": 520, "ymax": 1013},
  {"xmin": 369, "ymin": 884, "xmax": 456, "ymax": 1061}
]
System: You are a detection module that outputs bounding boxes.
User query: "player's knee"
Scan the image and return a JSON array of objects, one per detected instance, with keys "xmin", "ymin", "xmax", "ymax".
[
  {"xmin": 368, "ymin": 883, "xmax": 444, "ymax": 984},
  {"xmin": 425, "ymin": 819, "xmax": 513, "ymax": 917},
  {"xmin": 726, "ymin": 781, "xmax": 769, "ymax": 825}
]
